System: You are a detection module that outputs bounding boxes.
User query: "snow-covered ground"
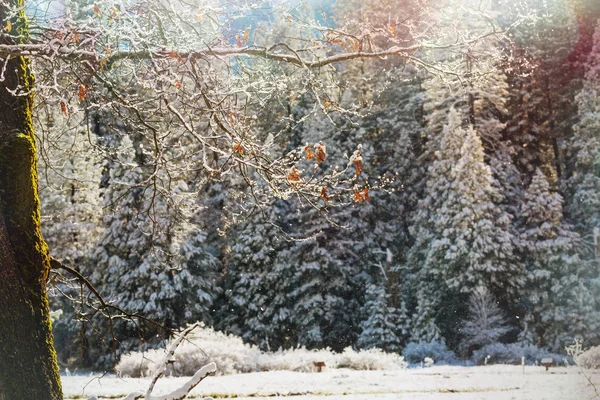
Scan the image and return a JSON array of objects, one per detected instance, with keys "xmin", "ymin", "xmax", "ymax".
[{"xmin": 62, "ymin": 365, "xmax": 599, "ymax": 400}]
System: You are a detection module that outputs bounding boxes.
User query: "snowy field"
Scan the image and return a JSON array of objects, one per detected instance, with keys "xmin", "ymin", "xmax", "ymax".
[{"xmin": 62, "ymin": 365, "xmax": 599, "ymax": 400}]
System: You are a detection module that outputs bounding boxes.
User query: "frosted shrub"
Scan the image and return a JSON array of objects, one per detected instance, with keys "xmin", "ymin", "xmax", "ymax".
[
  {"xmin": 257, "ymin": 346, "xmax": 407, "ymax": 372},
  {"xmin": 118, "ymin": 326, "xmax": 407, "ymax": 376},
  {"xmin": 118, "ymin": 327, "xmax": 260, "ymax": 377},
  {"xmin": 257, "ymin": 347, "xmax": 336, "ymax": 372},
  {"xmin": 575, "ymin": 345, "xmax": 600, "ymax": 369},
  {"xmin": 472, "ymin": 342, "xmax": 569, "ymax": 365},
  {"xmin": 402, "ymin": 341, "xmax": 457, "ymax": 364},
  {"xmin": 336, "ymin": 347, "xmax": 407, "ymax": 370}
]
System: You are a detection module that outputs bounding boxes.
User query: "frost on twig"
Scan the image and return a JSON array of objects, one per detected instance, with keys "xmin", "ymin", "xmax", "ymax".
[
  {"xmin": 88, "ymin": 324, "xmax": 217, "ymax": 400},
  {"xmin": 566, "ymin": 339, "xmax": 600, "ymax": 398}
]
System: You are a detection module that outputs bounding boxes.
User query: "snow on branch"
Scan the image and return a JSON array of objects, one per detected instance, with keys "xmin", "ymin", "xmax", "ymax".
[
  {"xmin": 0, "ymin": 33, "xmax": 502, "ymax": 73},
  {"xmin": 0, "ymin": 0, "xmax": 512, "ymax": 77},
  {"xmin": 22, "ymin": 0, "xmax": 517, "ymax": 229}
]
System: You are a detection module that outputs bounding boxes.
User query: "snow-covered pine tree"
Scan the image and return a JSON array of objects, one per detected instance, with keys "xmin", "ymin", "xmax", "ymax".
[
  {"xmin": 288, "ymin": 220, "xmax": 369, "ymax": 350},
  {"xmin": 87, "ymin": 134, "xmax": 218, "ymax": 367},
  {"xmin": 357, "ymin": 283, "xmax": 406, "ymax": 352},
  {"xmin": 460, "ymin": 286, "xmax": 510, "ymax": 354},
  {"xmin": 332, "ymin": 65, "xmax": 427, "ymax": 348},
  {"xmin": 518, "ymin": 168, "xmax": 599, "ymax": 351},
  {"xmin": 407, "ymin": 5, "xmax": 526, "ymax": 342},
  {"xmin": 421, "ymin": 1, "xmax": 524, "ymax": 222},
  {"xmin": 217, "ymin": 199, "xmax": 296, "ymax": 351},
  {"xmin": 282, "ymin": 94, "xmax": 373, "ymax": 351},
  {"xmin": 501, "ymin": 0, "xmax": 584, "ymax": 183},
  {"xmin": 329, "ymin": 0, "xmax": 429, "ymax": 346},
  {"xmin": 177, "ymin": 226, "xmax": 219, "ymax": 323},
  {"xmin": 287, "ymin": 207, "xmax": 370, "ymax": 350},
  {"xmin": 407, "ymin": 109, "xmax": 464, "ymax": 344},
  {"xmin": 409, "ymin": 280, "xmax": 444, "ymax": 344},
  {"xmin": 446, "ymin": 122, "xmax": 520, "ymax": 292},
  {"xmin": 408, "ymin": 109, "xmax": 521, "ymax": 347},
  {"xmin": 566, "ymin": 20, "xmax": 600, "ymax": 273},
  {"xmin": 212, "ymin": 23, "xmax": 319, "ymax": 348},
  {"xmin": 362, "ymin": 67, "xmax": 427, "ymax": 308}
]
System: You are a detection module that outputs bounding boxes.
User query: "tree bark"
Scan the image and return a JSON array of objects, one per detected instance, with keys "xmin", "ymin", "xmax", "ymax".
[{"xmin": 0, "ymin": 1, "xmax": 62, "ymax": 398}]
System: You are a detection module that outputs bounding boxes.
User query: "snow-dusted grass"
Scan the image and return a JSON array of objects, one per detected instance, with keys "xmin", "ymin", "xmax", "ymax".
[
  {"xmin": 117, "ymin": 327, "xmax": 407, "ymax": 377},
  {"xmin": 62, "ymin": 364, "xmax": 599, "ymax": 400}
]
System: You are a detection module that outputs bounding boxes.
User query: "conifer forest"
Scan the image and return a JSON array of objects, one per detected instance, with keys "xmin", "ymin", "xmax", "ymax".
[{"xmin": 1, "ymin": 0, "xmax": 600, "ymax": 392}]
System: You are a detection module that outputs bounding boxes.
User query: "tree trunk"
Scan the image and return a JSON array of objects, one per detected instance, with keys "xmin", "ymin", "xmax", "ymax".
[{"xmin": 0, "ymin": 2, "xmax": 63, "ymax": 399}]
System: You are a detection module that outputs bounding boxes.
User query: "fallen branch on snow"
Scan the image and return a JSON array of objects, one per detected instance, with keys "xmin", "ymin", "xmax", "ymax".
[{"xmin": 87, "ymin": 324, "xmax": 217, "ymax": 400}]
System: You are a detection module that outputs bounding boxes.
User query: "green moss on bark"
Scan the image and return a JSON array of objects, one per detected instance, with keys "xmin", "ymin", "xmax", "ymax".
[
  {"xmin": 0, "ymin": 2, "xmax": 62, "ymax": 398},
  {"xmin": 0, "ymin": 121, "xmax": 62, "ymax": 400},
  {"xmin": 0, "ymin": 134, "xmax": 49, "ymax": 284},
  {"xmin": 0, "ymin": 104, "xmax": 62, "ymax": 400}
]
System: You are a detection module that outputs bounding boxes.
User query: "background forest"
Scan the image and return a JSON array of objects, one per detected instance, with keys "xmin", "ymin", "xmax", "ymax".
[{"xmin": 39, "ymin": 0, "xmax": 600, "ymax": 370}]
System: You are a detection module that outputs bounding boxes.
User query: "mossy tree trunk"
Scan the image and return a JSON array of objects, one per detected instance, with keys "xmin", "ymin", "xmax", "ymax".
[{"xmin": 0, "ymin": 1, "xmax": 63, "ymax": 399}]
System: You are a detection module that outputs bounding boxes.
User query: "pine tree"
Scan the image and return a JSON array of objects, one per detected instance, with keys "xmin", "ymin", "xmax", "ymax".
[
  {"xmin": 217, "ymin": 200, "xmax": 295, "ymax": 350},
  {"xmin": 341, "ymin": 66, "xmax": 427, "ymax": 334},
  {"xmin": 357, "ymin": 283, "xmax": 409, "ymax": 352},
  {"xmin": 287, "ymin": 197, "xmax": 370, "ymax": 350},
  {"xmin": 88, "ymin": 135, "xmax": 218, "ymax": 367},
  {"xmin": 407, "ymin": 279, "xmax": 444, "ymax": 344},
  {"xmin": 408, "ymin": 109, "xmax": 463, "ymax": 343},
  {"xmin": 319, "ymin": 36, "xmax": 429, "ymax": 348},
  {"xmin": 414, "ymin": 1, "xmax": 524, "ymax": 299},
  {"xmin": 421, "ymin": 1, "xmax": 526, "ymax": 226},
  {"xmin": 408, "ymin": 109, "xmax": 521, "ymax": 347},
  {"xmin": 177, "ymin": 226, "xmax": 220, "ymax": 323},
  {"xmin": 518, "ymin": 168, "xmax": 599, "ymax": 351},
  {"xmin": 283, "ymin": 98, "xmax": 373, "ymax": 351},
  {"xmin": 567, "ymin": 20, "xmax": 600, "ymax": 269},
  {"xmin": 501, "ymin": 0, "xmax": 588, "ymax": 183}
]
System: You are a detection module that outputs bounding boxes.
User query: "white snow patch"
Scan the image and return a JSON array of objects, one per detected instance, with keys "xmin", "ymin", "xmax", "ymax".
[{"xmin": 63, "ymin": 365, "xmax": 598, "ymax": 400}]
